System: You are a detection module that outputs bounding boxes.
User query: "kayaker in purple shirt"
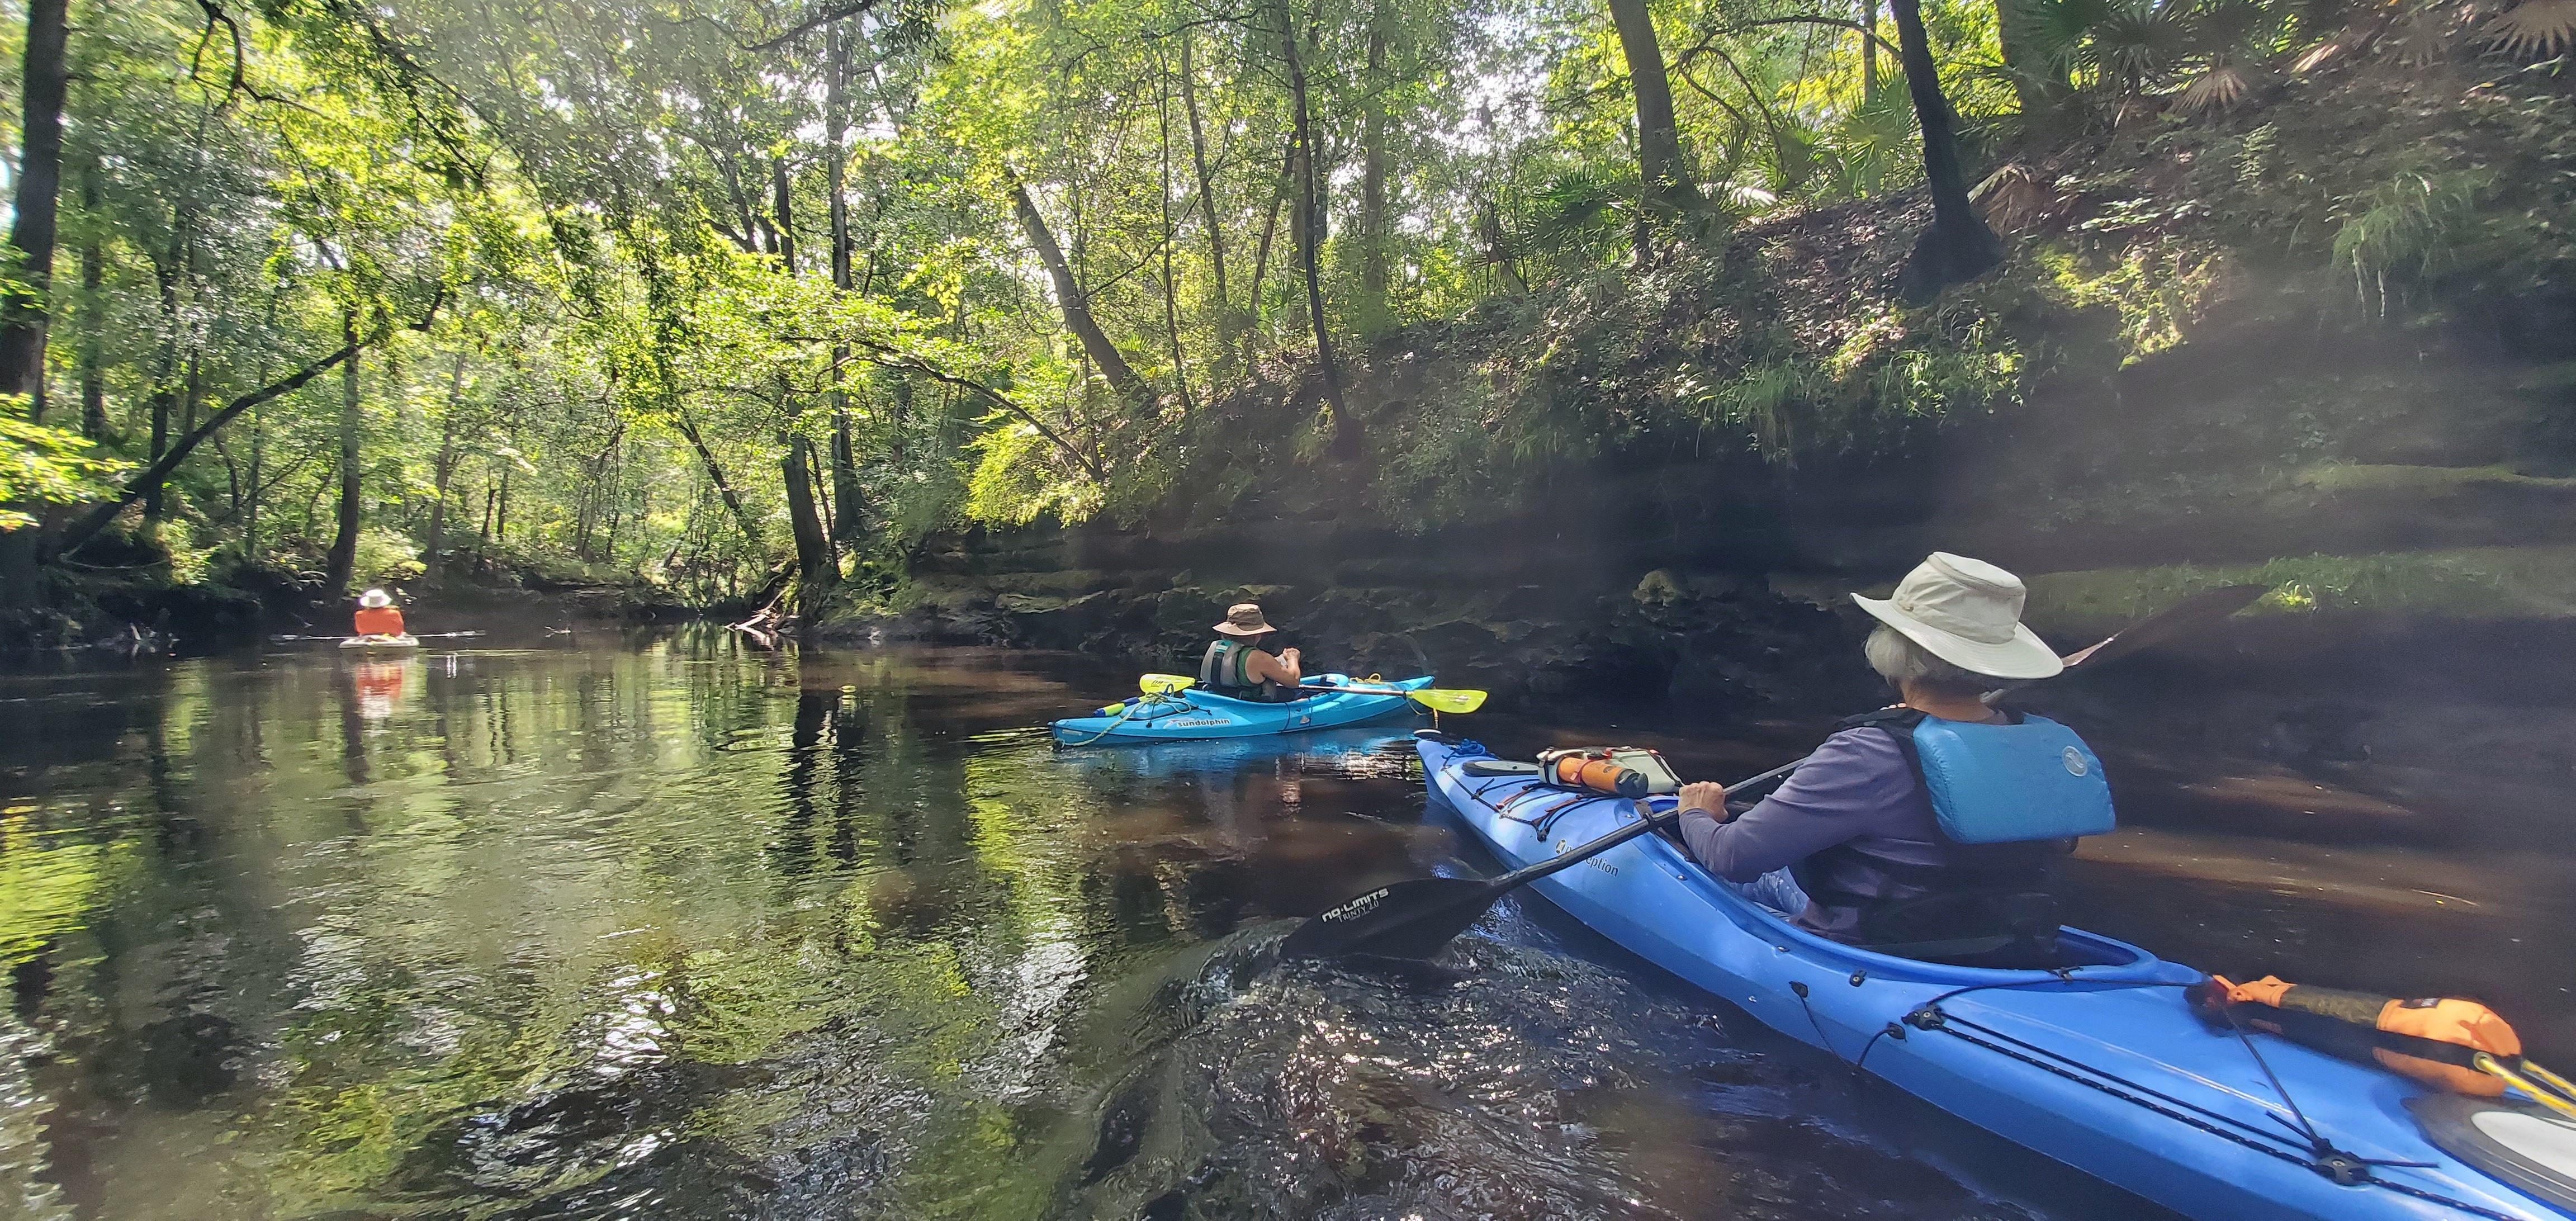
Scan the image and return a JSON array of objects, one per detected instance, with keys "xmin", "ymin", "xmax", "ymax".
[{"xmin": 1674, "ymin": 553, "xmax": 2094, "ymax": 964}]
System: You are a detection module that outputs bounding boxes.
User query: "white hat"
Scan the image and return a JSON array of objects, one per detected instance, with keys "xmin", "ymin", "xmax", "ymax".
[
  {"xmin": 1851, "ymin": 552, "xmax": 2062, "ymax": 680},
  {"xmin": 359, "ymin": 589, "xmax": 393, "ymax": 608}
]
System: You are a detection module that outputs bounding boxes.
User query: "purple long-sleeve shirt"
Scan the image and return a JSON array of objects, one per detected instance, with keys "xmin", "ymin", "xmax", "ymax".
[{"xmin": 1677, "ymin": 725, "xmax": 1947, "ymax": 940}]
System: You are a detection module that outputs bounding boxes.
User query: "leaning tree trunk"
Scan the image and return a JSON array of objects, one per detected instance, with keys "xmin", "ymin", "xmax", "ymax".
[
  {"xmin": 1279, "ymin": 0, "xmax": 1367, "ymax": 461},
  {"xmin": 1010, "ymin": 176, "xmax": 1157, "ymax": 413},
  {"xmin": 0, "ymin": 0, "xmax": 70, "ymax": 418},
  {"xmin": 323, "ymin": 309, "xmax": 363, "ymax": 594},
  {"xmin": 1606, "ymin": 0, "xmax": 1694, "ymax": 255},
  {"xmin": 1890, "ymin": 0, "xmax": 2001, "ymax": 299}
]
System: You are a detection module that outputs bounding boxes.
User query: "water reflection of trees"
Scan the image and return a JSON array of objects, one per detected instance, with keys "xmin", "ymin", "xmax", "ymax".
[{"xmin": 0, "ymin": 644, "xmax": 1442, "ymax": 1217}]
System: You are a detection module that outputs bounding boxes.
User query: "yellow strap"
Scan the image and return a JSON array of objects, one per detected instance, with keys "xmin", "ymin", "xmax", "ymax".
[{"xmin": 2478, "ymin": 1054, "xmax": 2576, "ymax": 1118}]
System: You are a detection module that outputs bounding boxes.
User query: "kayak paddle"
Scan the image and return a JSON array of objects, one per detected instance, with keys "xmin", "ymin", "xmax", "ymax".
[
  {"xmin": 1138, "ymin": 673, "xmax": 1489, "ymax": 714},
  {"xmin": 1278, "ymin": 757, "xmax": 1801, "ymax": 960},
  {"xmin": 1279, "ymin": 584, "xmax": 2270, "ymax": 961},
  {"xmin": 272, "ymin": 630, "xmax": 488, "ymax": 642}
]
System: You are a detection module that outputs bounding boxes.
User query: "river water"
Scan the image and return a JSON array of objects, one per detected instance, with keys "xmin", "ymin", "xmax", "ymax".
[{"xmin": 1, "ymin": 632, "xmax": 2565, "ymax": 1220}]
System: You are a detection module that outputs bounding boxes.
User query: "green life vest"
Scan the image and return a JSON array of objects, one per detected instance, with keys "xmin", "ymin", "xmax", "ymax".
[{"xmin": 1199, "ymin": 639, "xmax": 1281, "ymax": 699}]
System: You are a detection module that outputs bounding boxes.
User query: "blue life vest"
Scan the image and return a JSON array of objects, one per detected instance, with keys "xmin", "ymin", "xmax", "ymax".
[
  {"xmin": 1792, "ymin": 707, "xmax": 2114, "ymax": 967},
  {"xmin": 1909, "ymin": 714, "xmax": 2115, "ymax": 845}
]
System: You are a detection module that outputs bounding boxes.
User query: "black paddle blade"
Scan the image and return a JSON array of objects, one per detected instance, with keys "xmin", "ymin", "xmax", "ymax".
[
  {"xmin": 2060, "ymin": 584, "xmax": 2269, "ymax": 670},
  {"xmin": 1278, "ymin": 875, "xmax": 1507, "ymax": 960}
]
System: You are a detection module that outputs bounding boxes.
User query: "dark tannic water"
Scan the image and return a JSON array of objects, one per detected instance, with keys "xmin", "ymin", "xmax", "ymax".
[{"xmin": 2, "ymin": 631, "xmax": 2568, "ymax": 1219}]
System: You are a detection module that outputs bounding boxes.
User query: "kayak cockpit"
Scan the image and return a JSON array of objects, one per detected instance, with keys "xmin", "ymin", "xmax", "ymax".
[{"xmin": 1631, "ymin": 795, "xmax": 2186, "ymax": 986}]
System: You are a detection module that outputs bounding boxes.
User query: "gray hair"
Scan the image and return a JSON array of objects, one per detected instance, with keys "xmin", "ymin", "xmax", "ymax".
[{"xmin": 1863, "ymin": 623, "xmax": 1994, "ymax": 692}]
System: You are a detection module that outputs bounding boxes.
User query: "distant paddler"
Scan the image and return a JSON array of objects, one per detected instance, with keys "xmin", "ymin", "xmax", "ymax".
[{"xmin": 352, "ymin": 588, "xmax": 408, "ymax": 642}]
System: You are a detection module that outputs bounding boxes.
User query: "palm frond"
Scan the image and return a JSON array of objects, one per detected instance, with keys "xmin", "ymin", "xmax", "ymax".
[
  {"xmin": 2292, "ymin": 33, "xmax": 2361, "ymax": 70},
  {"xmin": 2393, "ymin": 4, "xmax": 2458, "ymax": 65},
  {"xmin": 2484, "ymin": 0, "xmax": 2576, "ymax": 55},
  {"xmin": 2087, "ymin": 0, "xmax": 2200, "ymax": 86},
  {"xmin": 2002, "ymin": 0, "xmax": 2116, "ymax": 80},
  {"xmin": 1973, "ymin": 164, "xmax": 2064, "ymax": 231},
  {"xmin": 2173, "ymin": 61, "xmax": 2262, "ymax": 113}
]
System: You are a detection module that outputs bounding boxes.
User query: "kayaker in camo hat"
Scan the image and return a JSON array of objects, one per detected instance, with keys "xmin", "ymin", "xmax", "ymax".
[
  {"xmin": 1198, "ymin": 603, "xmax": 1304, "ymax": 702},
  {"xmin": 1670, "ymin": 552, "xmax": 2115, "ymax": 968}
]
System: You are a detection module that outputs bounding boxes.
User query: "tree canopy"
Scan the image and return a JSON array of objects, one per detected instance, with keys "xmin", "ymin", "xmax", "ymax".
[{"xmin": 1, "ymin": 0, "xmax": 2550, "ymax": 614}]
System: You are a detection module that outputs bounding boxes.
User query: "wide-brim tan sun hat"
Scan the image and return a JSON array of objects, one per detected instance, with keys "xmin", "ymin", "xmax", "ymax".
[
  {"xmin": 359, "ymin": 589, "xmax": 394, "ymax": 608},
  {"xmin": 1851, "ymin": 552, "xmax": 2063, "ymax": 680},
  {"xmin": 1211, "ymin": 602, "xmax": 1277, "ymax": 637}
]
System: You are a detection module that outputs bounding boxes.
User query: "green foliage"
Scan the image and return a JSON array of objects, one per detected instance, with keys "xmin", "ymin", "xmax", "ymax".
[
  {"xmin": 2332, "ymin": 169, "xmax": 2493, "ymax": 309},
  {"xmin": 0, "ymin": 409, "xmax": 129, "ymax": 529}
]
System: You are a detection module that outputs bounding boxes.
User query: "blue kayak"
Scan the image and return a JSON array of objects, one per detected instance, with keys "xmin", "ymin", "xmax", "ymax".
[
  {"xmin": 1049, "ymin": 674, "xmax": 1431, "ymax": 746},
  {"xmin": 1419, "ymin": 733, "xmax": 2573, "ymax": 1221}
]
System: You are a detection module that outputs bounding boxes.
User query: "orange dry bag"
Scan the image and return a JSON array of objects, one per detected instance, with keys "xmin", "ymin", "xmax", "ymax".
[
  {"xmin": 2191, "ymin": 975, "xmax": 2563, "ymax": 1102},
  {"xmin": 1545, "ymin": 753, "xmax": 1646, "ymax": 798},
  {"xmin": 1537, "ymin": 747, "xmax": 1679, "ymax": 799}
]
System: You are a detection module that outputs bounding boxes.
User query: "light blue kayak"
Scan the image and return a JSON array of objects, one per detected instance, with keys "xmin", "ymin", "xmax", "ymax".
[
  {"xmin": 1049, "ymin": 674, "xmax": 1431, "ymax": 746},
  {"xmin": 1419, "ymin": 732, "xmax": 2572, "ymax": 1221}
]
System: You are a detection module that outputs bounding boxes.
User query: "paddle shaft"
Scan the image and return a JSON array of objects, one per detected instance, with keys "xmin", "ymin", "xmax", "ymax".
[{"xmin": 1485, "ymin": 757, "xmax": 1807, "ymax": 892}]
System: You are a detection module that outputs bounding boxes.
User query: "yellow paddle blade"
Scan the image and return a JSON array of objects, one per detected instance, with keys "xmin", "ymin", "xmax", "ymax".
[
  {"xmin": 1406, "ymin": 688, "xmax": 1488, "ymax": 713},
  {"xmin": 1140, "ymin": 673, "xmax": 1197, "ymax": 694}
]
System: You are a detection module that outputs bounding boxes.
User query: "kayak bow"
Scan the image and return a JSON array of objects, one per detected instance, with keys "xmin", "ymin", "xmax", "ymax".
[{"xmin": 1412, "ymin": 732, "xmax": 2569, "ymax": 1221}]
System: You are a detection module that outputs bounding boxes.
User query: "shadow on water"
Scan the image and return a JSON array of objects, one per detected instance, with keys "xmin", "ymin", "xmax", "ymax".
[{"xmin": 0, "ymin": 631, "xmax": 2534, "ymax": 1218}]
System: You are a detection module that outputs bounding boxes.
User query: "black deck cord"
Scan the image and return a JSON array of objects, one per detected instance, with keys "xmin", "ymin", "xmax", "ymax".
[
  {"xmin": 2217, "ymin": 1003, "xmax": 2438, "ymax": 1178},
  {"xmin": 1924, "ymin": 1019, "xmax": 2524, "ymax": 1221},
  {"xmin": 1874, "ymin": 979, "xmax": 2523, "ymax": 1221},
  {"xmin": 1850, "ymin": 970, "xmax": 2125, "ymax": 1074}
]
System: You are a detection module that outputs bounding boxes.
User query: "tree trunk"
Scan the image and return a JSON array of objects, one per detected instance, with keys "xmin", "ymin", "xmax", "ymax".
[
  {"xmin": 781, "ymin": 428, "xmax": 835, "ymax": 597},
  {"xmin": 1862, "ymin": 0, "xmax": 1879, "ymax": 98},
  {"xmin": 1179, "ymin": 27, "xmax": 1235, "ymax": 367},
  {"xmin": 1010, "ymin": 176, "xmax": 1156, "ymax": 411},
  {"xmin": 77, "ymin": 173, "xmax": 105, "ymax": 439},
  {"xmin": 245, "ymin": 408, "xmax": 262, "ymax": 560},
  {"xmin": 1158, "ymin": 81, "xmax": 1197, "ymax": 415},
  {"xmin": 145, "ymin": 386, "xmax": 170, "ymax": 524},
  {"xmin": 324, "ymin": 309, "xmax": 362, "ymax": 594},
  {"xmin": 1890, "ymin": 0, "xmax": 2002, "ymax": 298},
  {"xmin": 0, "ymin": 0, "xmax": 70, "ymax": 417},
  {"xmin": 771, "ymin": 158, "xmax": 798, "ymax": 276},
  {"xmin": 1357, "ymin": 13, "xmax": 1393, "ymax": 340},
  {"xmin": 1607, "ymin": 0, "xmax": 1693, "ymax": 247},
  {"xmin": 143, "ymin": 218, "xmax": 193, "ymax": 524},
  {"xmin": 1245, "ymin": 145, "xmax": 1291, "ymax": 368},
  {"xmin": 676, "ymin": 409, "xmax": 761, "ymax": 543},
  {"xmin": 827, "ymin": 26, "xmax": 865, "ymax": 548},
  {"xmin": 1280, "ymin": 0, "xmax": 1366, "ymax": 460},
  {"xmin": 423, "ymin": 356, "xmax": 464, "ymax": 583}
]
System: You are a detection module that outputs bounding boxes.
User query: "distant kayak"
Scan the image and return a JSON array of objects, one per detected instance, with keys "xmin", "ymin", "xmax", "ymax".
[
  {"xmin": 1049, "ymin": 674, "xmax": 1431, "ymax": 746},
  {"xmin": 339, "ymin": 634, "xmax": 419, "ymax": 650},
  {"xmin": 1418, "ymin": 733, "xmax": 2573, "ymax": 1221}
]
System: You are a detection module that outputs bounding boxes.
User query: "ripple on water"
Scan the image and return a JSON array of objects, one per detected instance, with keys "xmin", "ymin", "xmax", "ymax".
[{"xmin": 1048, "ymin": 931, "xmax": 2039, "ymax": 1221}]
